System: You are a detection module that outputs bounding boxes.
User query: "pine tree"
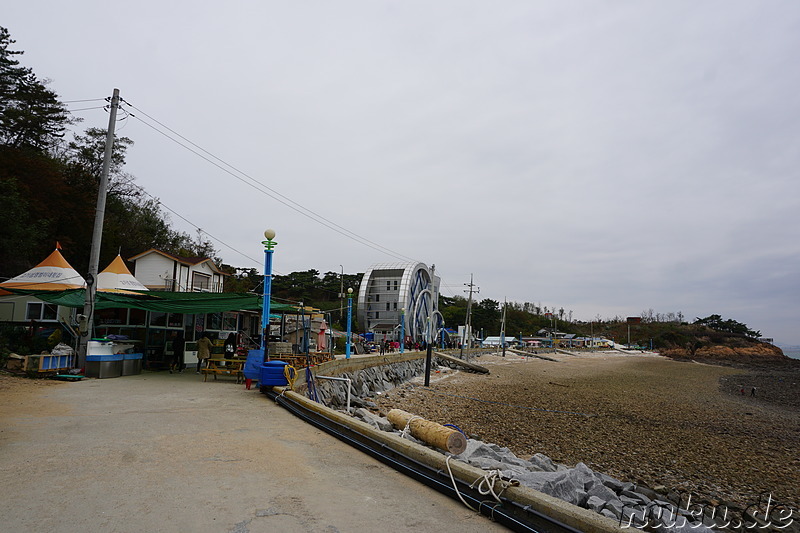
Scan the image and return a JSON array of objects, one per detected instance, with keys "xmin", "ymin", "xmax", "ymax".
[{"xmin": 0, "ymin": 27, "xmax": 73, "ymax": 151}]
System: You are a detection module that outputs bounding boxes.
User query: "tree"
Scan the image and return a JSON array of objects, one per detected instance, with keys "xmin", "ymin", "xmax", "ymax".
[
  {"xmin": 694, "ymin": 314, "xmax": 761, "ymax": 338},
  {"xmin": 0, "ymin": 175, "xmax": 48, "ymax": 276},
  {"xmin": 0, "ymin": 27, "xmax": 74, "ymax": 151},
  {"xmin": 67, "ymin": 127, "xmax": 139, "ymax": 199},
  {"xmin": 222, "ymin": 267, "xmax": 260, "ymax": 293},
  {"xmin": 472, "ymin": 299, "xmax": 500, "ymax": 335}
]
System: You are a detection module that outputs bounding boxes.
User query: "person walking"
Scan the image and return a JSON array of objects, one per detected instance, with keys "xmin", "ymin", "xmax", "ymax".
[
  {"xmin": 223, "ymin": 332, "xmax": 237, "ymax": 364},
  {"xmin": 196, "ymin": 333, "xmax": 213, "ymax": 374},
  {"xmin": 170, "ymin": 331, "xmax": 185, "ymax": 373}
]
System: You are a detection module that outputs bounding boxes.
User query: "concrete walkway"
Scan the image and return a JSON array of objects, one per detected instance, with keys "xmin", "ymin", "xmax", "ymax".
[{"xmin": 0, "ymin": 371, "xmax": 504, "ymax": 533}]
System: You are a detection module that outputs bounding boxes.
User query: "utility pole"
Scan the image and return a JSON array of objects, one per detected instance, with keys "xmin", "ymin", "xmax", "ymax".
[
  {"xmin": 77, "ymin": 88, "xmax": 119, "ymax": 369},
  {"xmin": 500, "ymin": 297, "xmax": 507, "ymax": 357},
  {"xmin": 460, "ymin": 274, "xmax": 479, "ymax": 358}
]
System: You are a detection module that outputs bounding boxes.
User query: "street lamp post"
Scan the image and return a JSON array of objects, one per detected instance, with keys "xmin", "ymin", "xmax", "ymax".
[
  {"xmin": 260, "ymin": 229, "xmax": 277, "ymax": 362},
  {"xmin": 399, "ymin": 307, "xmax": 405, "ymax": 354},
  {"xmin": 345, "ymin": 288, "xmax": 353, "ymax": 359}
]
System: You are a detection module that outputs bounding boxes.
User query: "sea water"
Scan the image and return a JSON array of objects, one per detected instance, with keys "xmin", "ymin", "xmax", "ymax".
[{"xmin": 781, "ymin": 346, "xmax": 800, "ymax": 360}]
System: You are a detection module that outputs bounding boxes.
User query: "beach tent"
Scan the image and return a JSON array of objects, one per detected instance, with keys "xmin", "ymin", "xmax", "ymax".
[
  {"xmin": 0, "ymin": 248, "xmax": 85, "ymax": 295},
  {"xmin": 97, "ymin": 255, "xmax": 149, "ymax": 293}
]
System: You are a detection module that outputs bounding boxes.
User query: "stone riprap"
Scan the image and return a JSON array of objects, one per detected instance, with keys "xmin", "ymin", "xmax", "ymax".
[
  {"xmin": 310, "ymin": 356, "xmax": 473, "ymax": 409},
  {"xmin": 351, "ymin": 410, "xmax": 717, "ymax": 533},
  {"xmin": 309, "ymin": 354, "xmax": 732, "ymax": 532}
]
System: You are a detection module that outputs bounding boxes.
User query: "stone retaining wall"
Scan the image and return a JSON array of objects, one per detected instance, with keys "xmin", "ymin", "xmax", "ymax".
[{"xmin": 296, "ymin": 352, "xmax": 483, "ymax": 409}]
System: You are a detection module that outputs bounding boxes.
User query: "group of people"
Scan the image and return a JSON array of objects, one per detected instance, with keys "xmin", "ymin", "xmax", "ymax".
[{"xmin": 169, "ymin": 331, "xmax": 237, "ymax": 374}]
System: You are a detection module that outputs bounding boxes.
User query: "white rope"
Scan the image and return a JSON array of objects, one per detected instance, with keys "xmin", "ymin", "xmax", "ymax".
[
  {"xmin": 274, "ymin": 388, "xmax": 288, "ymax": 404},
  {"xmin": 400, "ymin": 415, "xmax": 423, "ymax": 440},
  {"xmin": 469, "ymin": 469, "xmax": 519, "ymax": 502},
  {"xmin": 445, "ymin": 456, "xmax": 477, "ymax": 512},
  {"xmin": 444, "ymin": 456, "xmax": 520, "ymax": 516}
]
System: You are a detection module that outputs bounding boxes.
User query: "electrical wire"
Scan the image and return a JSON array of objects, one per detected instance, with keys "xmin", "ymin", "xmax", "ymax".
[
  {"xmin": 119, "ymin": 99, "xmax": 419, "ymax": 264},
  {"xmin": 71, "ymin": 95, "xmax": 467, "ymax": 299},
  {"xmin": 124, "ymin": 99, "xmax": 417, "ymax": 262},
  {"xmin": 63, "ymin": 98, "xmax": 105, "ymax": 103},
  {"xmin": 66, "ymin": 105, "xmax": 106, "ymax": 113},
  {"xmin": 135, "ymin": 187, "xmax": 266, "ymax": 269},
  {"xmin": 133, "ymin": 185, "xmax": 362, "ymax": 302}
]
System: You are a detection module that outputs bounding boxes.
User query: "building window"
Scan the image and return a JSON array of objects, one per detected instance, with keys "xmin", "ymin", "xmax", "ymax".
[
  {"xmin": 393, "ymin": 302, "xmax": 397, "ymax": 310},
  {"xmin": 96, "ymin": 308, "xmax": 128, "ymax": 325},
  {"xmin": 192, "ymin": 272, "xmax": 211, "ymax": 291},
  {"xmin": 375, "ymin": 294, "xmax": 380, "ymax": 302},
  {"xmin": 209, "ymin": 312, "xmax": 223, "ymax": 331},
  {"xmin": 386, "ymin": 302, "xmax": 390, "ymax": 311},
  {"xmin": 394, "ymin": 280, "xmax": 398, "ymax": 290},
  {"xmin": 167, "ymin": 313, "xmax": 183, "ymax": 328},
  {"xmin": 25, "ymin": 302, "xmax": 57, "ymax": 321},
  {"xmin": 375, "ymin": 312, "xmax": 380, "ymax": 319},
  {"xmin": 150, "ymin": 312, "xmax": 167, "ymax": 327},
  {"xmin": 129, "ymin": 309, "xmax": 146, "ymax": 326},
  {"xmin": 223, "ymin": 312, "xmax": 237, "ymax": 331},
  {"xmin": 386, "ymin": 281, "xmax": 391, "ymax": 291}
]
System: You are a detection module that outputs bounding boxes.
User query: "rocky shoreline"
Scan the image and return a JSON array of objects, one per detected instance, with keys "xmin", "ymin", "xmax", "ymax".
[{"xmin": 369, "ymin": 352, "xmax": 799, "ymax": 514}]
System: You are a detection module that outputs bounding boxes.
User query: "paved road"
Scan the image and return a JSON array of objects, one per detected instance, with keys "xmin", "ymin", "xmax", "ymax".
[{"xmin": 0, "ymin": 371, "xmax": 505, "ymax": 533}]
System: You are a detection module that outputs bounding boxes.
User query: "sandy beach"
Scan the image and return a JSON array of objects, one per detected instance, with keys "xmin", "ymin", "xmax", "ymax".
[{"xmin": 374, "ymin": 352, "xmax": 800, "ymax": 510}]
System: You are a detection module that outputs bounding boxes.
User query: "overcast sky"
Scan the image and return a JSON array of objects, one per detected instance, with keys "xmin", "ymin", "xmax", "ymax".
[{"xmin": 6, "ymin": 2, "xmax": 800, "ymax": 344}]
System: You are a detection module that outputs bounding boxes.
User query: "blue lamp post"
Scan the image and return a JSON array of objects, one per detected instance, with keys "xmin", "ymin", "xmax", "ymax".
[
  {"xmin": 399, "ymin": 307, "xmax": 405, "ymax": 354},
  {"xmin": 260, "ymin": 229, "xmax": 277, "ymax": 361},
  {"xmin": 345, "ymin": 287, "xmax": 353, "ymax": 359}
]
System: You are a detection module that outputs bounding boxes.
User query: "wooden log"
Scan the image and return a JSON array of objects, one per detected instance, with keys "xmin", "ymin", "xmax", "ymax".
[
  {"xmin": 387, "ymin": 408, "xmax": 467, "ymax": 455},
  {"xmin": 433, "ymin": 351, "xmax": 489, "ymax": 373}
]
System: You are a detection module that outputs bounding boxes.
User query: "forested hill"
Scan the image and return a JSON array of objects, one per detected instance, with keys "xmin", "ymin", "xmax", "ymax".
[{"xmin": 0, "ymin": 26, "xmax": 219, "ymax": 280}]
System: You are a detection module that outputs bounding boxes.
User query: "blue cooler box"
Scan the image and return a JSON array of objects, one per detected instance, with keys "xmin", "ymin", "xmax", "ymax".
[
  {"xmin": 260, "ymin": 360, "xmax": 289, "ymax": 387},
  {"xmin": 86, "ymin": 354, "xmax": 123, "ymax": 379}
]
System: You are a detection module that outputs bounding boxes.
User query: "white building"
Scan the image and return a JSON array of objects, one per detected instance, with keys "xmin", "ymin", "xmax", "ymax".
[
  {"xmin": 129, "ymin": 249, "xmax": 227, "ymax": 292},
  {"xmin": 356, "ymin": 262, "xmax": 441, "ymax": 342}
]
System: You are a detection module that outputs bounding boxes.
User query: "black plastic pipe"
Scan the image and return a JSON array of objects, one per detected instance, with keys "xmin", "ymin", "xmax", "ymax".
[{"xmin": 267, "ymin": 389, "xmax": 582, "ymax": 533}]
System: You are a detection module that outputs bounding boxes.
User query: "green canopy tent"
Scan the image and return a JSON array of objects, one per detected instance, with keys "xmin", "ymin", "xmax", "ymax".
[
  {"xmin": 7, "ymin": 288, "xmax": 296, "ymax": 313},
  {"xmin": 7, "ymin": 288, "xmax": 300, "ymax": 368}
]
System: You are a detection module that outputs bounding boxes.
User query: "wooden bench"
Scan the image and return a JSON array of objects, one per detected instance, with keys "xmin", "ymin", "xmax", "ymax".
[{"xmin": 201, "ymin": 358, "xmax": 245, "ymax": 383}]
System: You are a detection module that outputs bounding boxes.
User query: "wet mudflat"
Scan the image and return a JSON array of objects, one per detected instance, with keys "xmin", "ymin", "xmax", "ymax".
[{"xmin": 375, "ymin": 353, "xmax": 800, "ymax": 510}]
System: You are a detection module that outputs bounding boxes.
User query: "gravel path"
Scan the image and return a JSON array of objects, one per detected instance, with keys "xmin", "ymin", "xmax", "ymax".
[{"xmin": 374, "ymin": 352, "xmax": 800, "ymax": 510}]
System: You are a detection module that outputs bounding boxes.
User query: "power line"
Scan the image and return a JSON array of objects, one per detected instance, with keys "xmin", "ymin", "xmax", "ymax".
[
  {"xmin": 135, "ymin": 188, "xmax": 268, "ymax": 271},
  {"xmin": 66, "ymin": 105, "xmax": 106, "ymax": 113},
  {"xmin": 78, "ymin": 96, "xmax": 467, "ymax": 303},
  {"xmin": 119, "ymin": 99, "xmax": 419, "ymax": 264},
  {"xmin": 63, "ymin": 98, "xmax": 106, "ymax": 103}
]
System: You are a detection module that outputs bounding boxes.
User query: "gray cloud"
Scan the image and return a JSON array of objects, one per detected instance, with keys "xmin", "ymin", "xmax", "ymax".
[{"xmin": 5, "ymin": 1, "xmax": 799, "ymax": 342}]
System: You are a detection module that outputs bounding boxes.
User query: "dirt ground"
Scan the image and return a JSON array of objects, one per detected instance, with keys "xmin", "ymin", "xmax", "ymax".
[
  {"xmin": 0, "ymin": 371, "xmax": 505, "ymax": 533},
  {"xmin": 374, "ymin": 352, "xmax": 800, "ymax": 510}
]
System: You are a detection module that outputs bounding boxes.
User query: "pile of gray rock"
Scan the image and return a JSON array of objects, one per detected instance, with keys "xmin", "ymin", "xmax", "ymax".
[
  {"xmin": 455, "ymin": 440, "xmax": 717, "ymax": 532},
  {"xmin": 350, "ymin": 408, "xmax": 716, "ymax": 532},
  {"xmin": 313, "ymin": 359, "xmax": 431, "ymax": 408}
]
